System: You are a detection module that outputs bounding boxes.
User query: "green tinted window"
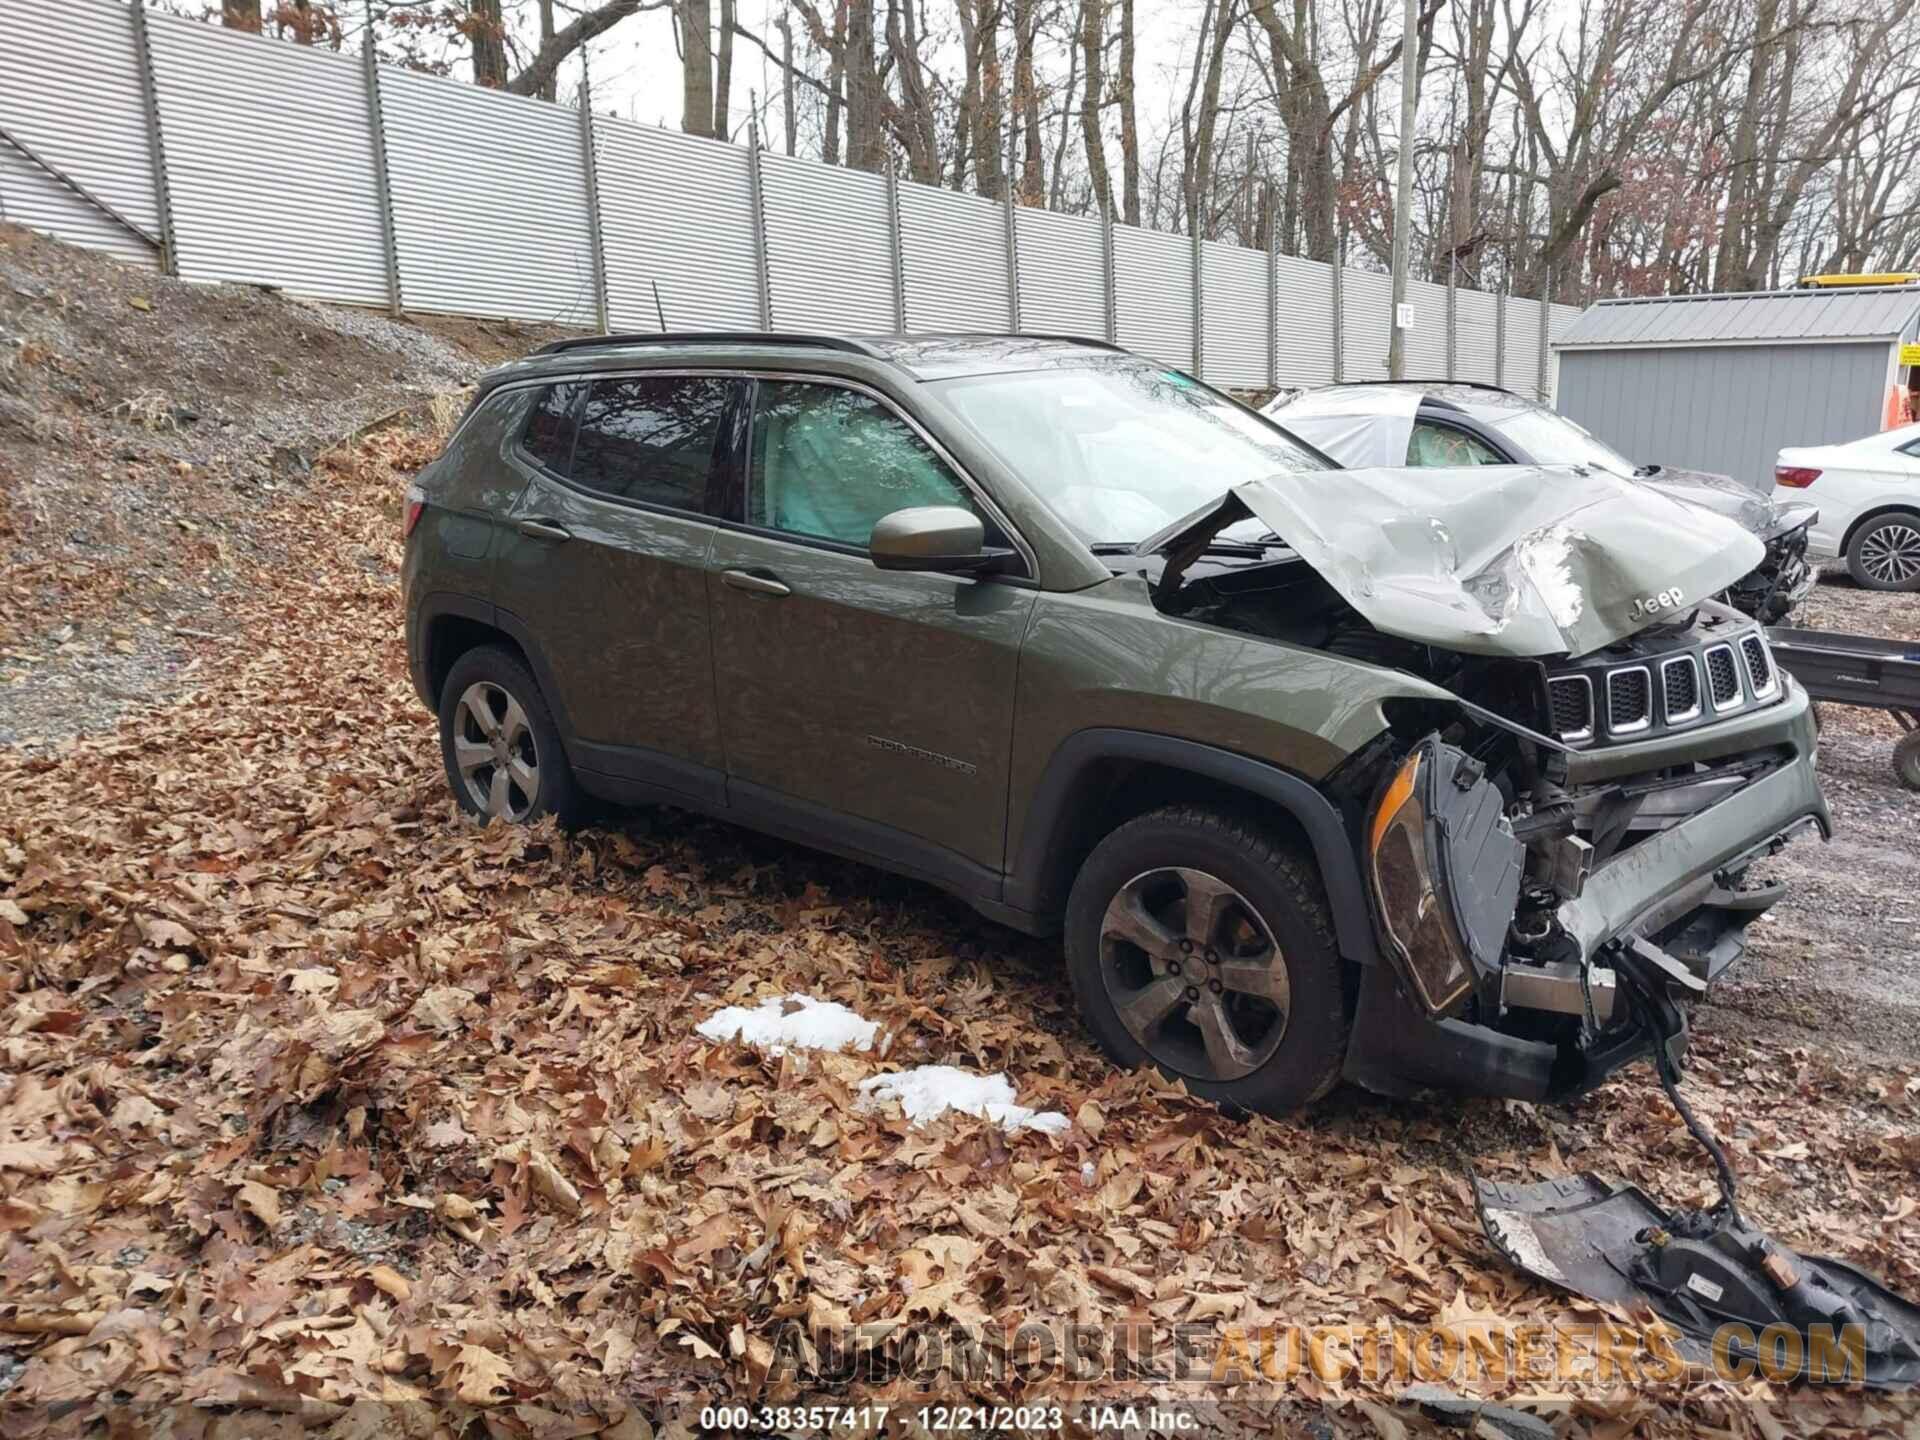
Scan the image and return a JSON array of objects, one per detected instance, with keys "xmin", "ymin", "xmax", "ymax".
[{"xmin": 748, "ymin": 381, "xmax": 975, "ymax": 546}]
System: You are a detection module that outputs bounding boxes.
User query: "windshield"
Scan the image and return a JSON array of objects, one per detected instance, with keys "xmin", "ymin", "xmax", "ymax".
[
  {"xmin": 932, "ymin": 361, "xmax": 1332, "ymax": 545},
  {"xmin": 1484, "ymin": 405, "xmax": 1637, "ymax": 477}
]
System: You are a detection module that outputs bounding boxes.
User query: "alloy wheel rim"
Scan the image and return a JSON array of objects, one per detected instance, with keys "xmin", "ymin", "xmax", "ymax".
[
  {"xmin": 1098, "ymin": 866, "xmax": 1290, "ymax": 1082},
  {"xmin": 1861, "ymin": 524, "xmax": 1920, "ymax": 586},
  {"xmin": 452, "ymin": 681, "xmax": 539, "ymax": 821}
]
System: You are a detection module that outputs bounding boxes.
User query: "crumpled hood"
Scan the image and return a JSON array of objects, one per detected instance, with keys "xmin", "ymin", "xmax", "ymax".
[
  {"xmin": 1148, "ymin": 465, "xmax": 1765, "ymax": 659},
  {"xmin": 1636, "ymin": 465, "xmax": 1814, "ymax": 540}
]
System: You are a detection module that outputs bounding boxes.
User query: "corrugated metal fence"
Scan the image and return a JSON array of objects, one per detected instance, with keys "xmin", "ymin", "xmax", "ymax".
[{"xmin": 0, "ymin": 0, "xmax": 1582, "ymax": 396}]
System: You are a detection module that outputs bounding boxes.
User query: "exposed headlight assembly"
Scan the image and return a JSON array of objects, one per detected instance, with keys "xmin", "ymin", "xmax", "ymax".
[{"xmin": 1367, "ymin": 736, "xmax": 1525, "ymax": 1018}]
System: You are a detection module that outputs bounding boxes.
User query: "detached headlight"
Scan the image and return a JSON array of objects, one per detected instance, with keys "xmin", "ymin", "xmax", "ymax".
[{"xmin": 1367, "ymin": 738, "xmax": 1524, "ymax": 1017}]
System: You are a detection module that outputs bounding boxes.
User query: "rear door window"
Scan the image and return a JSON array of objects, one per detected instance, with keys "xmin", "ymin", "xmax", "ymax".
[
  {"xmin": 570, "ymin": 375, "xmax": 736, "ymax": 512},
  {"xmin": 520, "ymin": 382, "xmax": 584, "ymax": 476}
]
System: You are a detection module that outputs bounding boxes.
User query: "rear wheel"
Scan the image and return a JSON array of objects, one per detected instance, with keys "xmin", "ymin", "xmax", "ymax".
[
  {"xmin": 1064, "ymin": 805, "xmax": 1349, "ymax": 1115},
  {"xmin": 438, "ymin": 646, "xmax": 584, "ymax": 826},
  {"xmin": 1846, "ymin": 512, "xmax": 1920, "ymax": 590}
]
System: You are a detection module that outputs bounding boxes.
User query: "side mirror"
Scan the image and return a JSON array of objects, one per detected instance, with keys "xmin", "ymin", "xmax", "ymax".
[{"xmin": 869, "ymin": 506, "xmax": 1002, "ymax": 574}]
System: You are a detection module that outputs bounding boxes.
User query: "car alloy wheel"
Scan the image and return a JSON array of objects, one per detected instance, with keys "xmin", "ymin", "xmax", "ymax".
[
  {"xmin": 1098, "ymin": 866, "xmax": 1291, "ymax": 1082},
  {"xmin": 1859, "ymin": 521, "xmax": 1920, "ymax": 587},
  {"xmin": 451, "ymin": 680, "xmax": 540, "ymax": 821}
]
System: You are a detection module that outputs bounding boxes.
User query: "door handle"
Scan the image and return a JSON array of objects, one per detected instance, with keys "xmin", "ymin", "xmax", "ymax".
[
  {"xmin": 517, "ymin": 518, "xmax": 572, "ymax": 542},
  {"xmin": 721, "ymin": 568, "xmax": 791, "ymax": 598}
]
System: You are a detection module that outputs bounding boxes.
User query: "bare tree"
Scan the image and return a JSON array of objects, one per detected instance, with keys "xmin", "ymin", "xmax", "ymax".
[
  {"xmin": 1078, "ymin": 0, "xmax": 1113, "ymax": 214},
  {"xmin": 1115, "ymin": 0, "xmax": 1140, "ymax": 223},
  {"xmin": 1012, "ymin": 0, "xmax": 1046, "ymax": 203},
  {"xmin": 1245, "ymin": 0, "xmax": 1441, "ymax": 262}
]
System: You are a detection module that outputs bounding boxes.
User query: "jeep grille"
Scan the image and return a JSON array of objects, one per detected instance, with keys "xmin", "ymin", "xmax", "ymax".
[
  {"xmin": 1661, "ymin": 656, "xmax": 1701, "ymax": 722},
  {"xmin": 1548, "ymin": 676, "xmax": 1593, "ymax": 741},
  {"xmin": 1741, "ymin": 633, "xmax": 1777, "ymax": 698},
  {"xmin": 1705, "ymin": 645, "xmax": 1741, "ymax": 707},
  {"xmin": 1606, "ymin": 667, "xmax": 1653, "ymax": 733}
]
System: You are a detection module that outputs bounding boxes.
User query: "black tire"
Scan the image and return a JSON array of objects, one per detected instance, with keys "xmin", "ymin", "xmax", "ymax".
[
  {"xmin": 1844, "ymin": 511, "xmax": 1920, "ymax": 591},
  {"xmin": 1063, "ymin": 805, "xmax": 1349, "ymax": 1116},
  {"xmin": 437, "ymin": 645, "xmax": 586, "ymax": 827},
  {"xmin": 1895, "ymin": 731, "xmax": 1920, "ymax": 793}
]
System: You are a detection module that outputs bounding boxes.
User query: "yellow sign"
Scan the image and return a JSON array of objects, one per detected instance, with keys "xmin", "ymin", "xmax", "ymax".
[{"xmin": 1901, "ymin": 343, "xmax": 1920, "ymax": 369}]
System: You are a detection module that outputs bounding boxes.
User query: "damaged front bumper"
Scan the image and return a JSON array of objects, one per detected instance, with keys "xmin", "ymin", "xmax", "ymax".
[{"xmin": 1345, "ymin": 679, "xmax": 1830, "ymax": 1104}]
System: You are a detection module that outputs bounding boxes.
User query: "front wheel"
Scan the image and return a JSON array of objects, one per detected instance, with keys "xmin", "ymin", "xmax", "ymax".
[
  {"xmin": 1063, "ymin": 805, "xmax": 1349, "ymax": 1116},
  {"xmin": 1895, "ymin": 730, "xmax": 1920, "ymax": 792},
  {"xmin": 1846, "ymin": 512, "xmax": 1920, "ymax": 591},
  {"xmin": 437, "ymin": 645, "xmax": 585, "ymax": 826}
]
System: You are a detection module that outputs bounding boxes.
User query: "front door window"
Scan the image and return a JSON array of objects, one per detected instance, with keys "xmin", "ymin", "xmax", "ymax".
[{"xmin": 747, "ymin": 381, "xmax": 980, "ymax": 546}]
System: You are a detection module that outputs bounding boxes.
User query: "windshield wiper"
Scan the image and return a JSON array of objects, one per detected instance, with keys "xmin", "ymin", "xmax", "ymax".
[{"xmin": 1090, "ymin": 537, "xmax": 1286, "ymax": 558}]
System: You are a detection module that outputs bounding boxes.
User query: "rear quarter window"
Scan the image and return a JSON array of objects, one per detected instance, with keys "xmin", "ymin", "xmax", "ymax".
[{"xmin": 519, "ymin": 382, "xmax": 584, "ymax": 476}]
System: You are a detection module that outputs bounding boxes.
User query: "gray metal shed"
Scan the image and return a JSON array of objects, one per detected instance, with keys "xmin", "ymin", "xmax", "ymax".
[{"xmin": 1554, "ymin": 286, "xmax": 1920, "ymax": 488}]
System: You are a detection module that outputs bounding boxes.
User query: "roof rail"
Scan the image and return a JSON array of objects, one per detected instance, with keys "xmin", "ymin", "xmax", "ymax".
[
  {"xmin": 533, "ymin": 331, "xmax": 883, "ymax": 357},
  {"xmin": 932, "ymin": 330, "xmax": 1130, "ymax": 353},
  {"xmin": 1324, "ymin": 378, "xmax": 1513, "ymax": 393}
]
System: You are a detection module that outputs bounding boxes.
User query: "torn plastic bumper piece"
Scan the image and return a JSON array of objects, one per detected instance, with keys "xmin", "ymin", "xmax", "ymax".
[{"xmin": 1472, "ymin": 1172, "xmax": 1920, "ymax": 1388}]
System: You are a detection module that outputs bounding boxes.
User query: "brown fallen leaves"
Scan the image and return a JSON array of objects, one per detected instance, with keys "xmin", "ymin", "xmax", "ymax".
[{"xmin": 0, "ymin": 419, "xmax": 1918, "ymax": 1439}]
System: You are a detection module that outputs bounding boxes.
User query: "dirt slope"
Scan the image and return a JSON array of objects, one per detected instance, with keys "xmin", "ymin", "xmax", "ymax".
[{"xmin": 0, "ymin": 223, "xmax": 574, "ymax": 746}]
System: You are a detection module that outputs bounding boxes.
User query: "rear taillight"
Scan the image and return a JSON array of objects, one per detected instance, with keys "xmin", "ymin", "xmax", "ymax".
[
  {"xmin": 403, "ymin": 485, "xmax": 426, "ymax": 539},
  {"xmin": 1775, "ymin": 465, "xmax": 1821, "ymax": 488}
]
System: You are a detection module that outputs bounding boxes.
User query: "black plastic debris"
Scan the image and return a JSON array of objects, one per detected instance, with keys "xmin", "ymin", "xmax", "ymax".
[
  {"xmin": 1471, "ymin": 1172, "xmax": 1920, "ymax": 1387},
  {"xmin": 1472, "ymin": 942, "xmax": 1920, "ymax": 1389}
]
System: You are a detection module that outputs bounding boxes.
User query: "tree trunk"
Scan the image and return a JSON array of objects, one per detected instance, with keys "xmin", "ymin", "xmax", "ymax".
[
  {"xmin": 823, "ymin": 3, "xmax": 846, "ymax": 166},
  {"xmin": 777, "ymin": 8, "xmax": 798, "ymax": 155},
  {"xmin": 886, "ymin": 0, "xmax": 941, "ymax": 182},
  {"xmin": 843, "ymin": 0, "xmax": 885, "ymax": 172},
  {"xmin": 972, "ymin": 0, "xmax": 1006, "ymax": 199},
  {"xmin": 1078, "ymin": 0, "xmax": 1112, "ymax": 215},
  {"xmin": 470, "ymin": 0, "xmax": 508, "ymax": 87},
  {"xmin": 713, "ymin": 0, "xmax": 735, "ymax": 138},
  {"xmin": 1116, "ymin": 0, "xmax": 1139, "ymax": 224},
  {"xmin": 536, "ymin": 0, "xmax": 557, "ymax": 101},
  {"xmin": 1013, "ymin": 0, "xmax": 1044, "ymax": 204},
  {"xmin": 680, "ymin": 0, "xmax": 715, "ymax": 137}
]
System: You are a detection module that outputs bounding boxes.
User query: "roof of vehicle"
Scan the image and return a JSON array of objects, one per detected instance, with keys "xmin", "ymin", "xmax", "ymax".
[
  {"xmin": 486, "ymin": 330, "xmax": 1139, "ymax": 387},
  {"xmin": 1287, "ymin": 380, "xmax": 1539, "ymax": 420}
]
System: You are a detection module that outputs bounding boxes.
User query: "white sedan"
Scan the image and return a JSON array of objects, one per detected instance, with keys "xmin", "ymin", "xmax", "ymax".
[{"xmin": 1774, "ymin": 423, "xmax": 1920, "ymax": 590}]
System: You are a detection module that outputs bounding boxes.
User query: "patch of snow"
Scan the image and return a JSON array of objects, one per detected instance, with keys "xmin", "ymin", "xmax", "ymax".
[
  {"xmin": 696, "ymin": 994, "xmax": 879, "ymax": 1055},
  {"xmin": 858, "ymin": 1065, "xmax": 1070, "ymax": 1135},
  {"xmin": 1513, "ymin": 523, "xmax": 1585, "ymax": 630}
]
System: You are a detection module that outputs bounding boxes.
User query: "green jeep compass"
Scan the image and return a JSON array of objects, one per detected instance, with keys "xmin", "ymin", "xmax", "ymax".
[{"xmin": 402, "ymin": 332, "xmax": 1830, "ymax": 1114}]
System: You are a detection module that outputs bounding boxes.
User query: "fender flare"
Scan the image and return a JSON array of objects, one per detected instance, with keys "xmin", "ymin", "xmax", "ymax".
[
  {"xmin": 409, "ymin": 590, "xmax": 493, "ymax": 708},
  {"xmin": 412, "ymin": 595, "xmax": 578, "ymax": 751},
  {"xmin": 1007, "ymin": 728, "xmax": 1382, "ymax": 966}
]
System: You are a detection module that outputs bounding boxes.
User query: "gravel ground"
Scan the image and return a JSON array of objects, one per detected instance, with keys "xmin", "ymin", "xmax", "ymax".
[{"xmin": 1708, "ymin": 572, "xmax": 1920, "ymax": 1066}]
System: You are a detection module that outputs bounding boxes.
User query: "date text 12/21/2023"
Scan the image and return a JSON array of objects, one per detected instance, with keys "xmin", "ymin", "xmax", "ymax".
[{"xmin": 696, "ymin": 1404, "xmax": 1200, "ymax": 1432}]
